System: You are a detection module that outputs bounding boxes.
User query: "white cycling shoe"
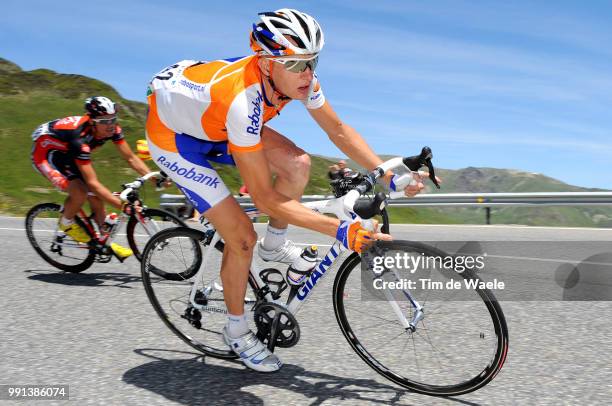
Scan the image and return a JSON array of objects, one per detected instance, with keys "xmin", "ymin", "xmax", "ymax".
[
  {"xmin": 257, "ymin": 239, "xmax": 301, "ymax": 264},
  {"xmin": 222, "ymin": 327, "xmax": 282, "ymax": 372}
]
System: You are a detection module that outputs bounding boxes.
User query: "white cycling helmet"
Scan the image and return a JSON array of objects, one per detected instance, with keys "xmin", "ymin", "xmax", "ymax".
[
  {"xmin": 84, "ymin": 96, "xmax": 117, "ymax": 117},
  {"xmin": 250, "ymin": 8, "xmax": 325, "ymax": 56}
]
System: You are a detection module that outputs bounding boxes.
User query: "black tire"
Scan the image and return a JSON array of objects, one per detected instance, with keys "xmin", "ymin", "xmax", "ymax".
[
  {"xmin": 333, "ymin": 241, "xmax": 509, "ymax": 396},
  {"xmin": 25, "ymin": 203, "xmax": 95, "ymax": 273},
  {"xmin": 126, "ymin": 207, "xmax": 187, "ymax": 261},
  {"xmin": 141, "ymin": 226, "xmax": 238, "ymax": 359}
]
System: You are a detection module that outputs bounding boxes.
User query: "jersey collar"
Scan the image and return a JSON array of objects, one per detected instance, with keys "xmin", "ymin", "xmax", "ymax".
[{"xmin": 259, "ymin": 74, "xmax": 276, "ymax": 108}]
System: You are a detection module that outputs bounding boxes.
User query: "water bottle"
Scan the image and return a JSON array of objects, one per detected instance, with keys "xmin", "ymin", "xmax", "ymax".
[
  {"xmin": 286, "ymin": 246, "xmax": 319, "ymax": 286},
  {"xmin": 101, "ymin": 212, "xmax": 119, "ymax": 234}
]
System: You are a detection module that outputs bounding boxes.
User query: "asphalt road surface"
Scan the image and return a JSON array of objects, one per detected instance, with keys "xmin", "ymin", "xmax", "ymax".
[{"xmin": 2, "ymin": 216, "xmax": 612, "ymax": 405}]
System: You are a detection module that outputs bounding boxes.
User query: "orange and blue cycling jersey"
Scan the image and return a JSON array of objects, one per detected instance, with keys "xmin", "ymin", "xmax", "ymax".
[{"xmin": 145, "ymin": 55, "xmax": 325, "ymax": 213}]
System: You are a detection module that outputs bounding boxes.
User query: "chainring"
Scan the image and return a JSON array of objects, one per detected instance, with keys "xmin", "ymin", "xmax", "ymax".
[{"xmin": 253, "ymin": 302, "xmax": 300, "ymax": 351}]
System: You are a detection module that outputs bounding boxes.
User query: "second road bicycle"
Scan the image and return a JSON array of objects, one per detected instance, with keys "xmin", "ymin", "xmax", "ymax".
[{"xmin": 25, "ymin": 171, "xmax": 186, "ymax": 273}]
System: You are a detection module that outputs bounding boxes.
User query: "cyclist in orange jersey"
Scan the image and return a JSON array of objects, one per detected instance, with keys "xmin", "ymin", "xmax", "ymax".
[{"xmin": 146, "ymin": 8, "xmax": 426, "ymax": 372}]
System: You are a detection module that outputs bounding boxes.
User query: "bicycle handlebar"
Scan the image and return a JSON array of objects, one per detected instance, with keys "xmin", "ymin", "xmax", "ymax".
[
  {"xmin": 342, "ymin": 146, "xmax": 439, "ymax": 216},
  {"xmin": 119, "ymin": 171, "xmax": 168, "ymax": 202}
]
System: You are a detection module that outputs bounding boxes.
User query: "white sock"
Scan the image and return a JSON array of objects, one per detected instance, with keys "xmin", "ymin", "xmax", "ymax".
[
  {"xmin": 60, "ymin": 216, "xmax": 74, "ymax": 226},
  {"xmin": 262, "ymin": 225, "xmax": 287, "ymax": 251},
  {"xmin": 226, "ymin": 313, "xmax": 249, "ymax": 338}
]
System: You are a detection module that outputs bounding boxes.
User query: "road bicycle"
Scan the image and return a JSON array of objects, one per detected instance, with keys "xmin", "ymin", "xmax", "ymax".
[
  {"xmin": 140, "ymin": 148, "xmax": 509, "ymax": 396},
  {"xmin": 25, "ymin": 171, "xmax": 186, "ymax": 273}
]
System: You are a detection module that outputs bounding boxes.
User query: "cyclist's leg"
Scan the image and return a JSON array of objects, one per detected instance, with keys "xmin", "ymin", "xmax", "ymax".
[
  {"xmin": 256, "ymin": 125, "xmax": 310, "ymax": 262},
  {"xmin": 260, "ymin": 125, "xmax": 311, "ymax": 230},
  {"xmin": 60, "ymin": 158, "xmax": 89, "ymax": 220},
  {"xmin": 147, "ymin": 141, "xmax": 251, "ymax": 313},
  {"xmin": 31, "ymin": 140, "xmax": 71, "ymax": 194},
  {"xmin": 63, "ymin": 180, "xmax": 88, "ymax": 219},
  {"xmin": 87, "ymin": 194, "xmax": 105, "ymax": 226},
  {"xmin": 203, "ymin": 196, "xmax": 257, "ymax": 315},
  {"xmin": 31, "ymin": 143, "xmax": 87, "ymax": 220}
]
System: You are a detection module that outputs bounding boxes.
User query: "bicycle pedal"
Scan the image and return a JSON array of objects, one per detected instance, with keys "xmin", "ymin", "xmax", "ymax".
[
  {"xmin": 95, "ymin": 253, "xmax": 113, "ymax": 264},
  {"xmin": 113, "ymin": 253, "xmax": 127, "ymax": 263}
]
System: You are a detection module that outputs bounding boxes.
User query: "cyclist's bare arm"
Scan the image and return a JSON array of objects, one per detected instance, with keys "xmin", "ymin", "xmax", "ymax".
[
  {"xmin": 233, "ymin": 149, "xmax": 341, "ymax": 237},
  {"xmin": 309, "ymin": 101, "xmax": 392, "ymax": 183},
  {"xmin": 115, "ymin": 141, "xmax": 150, "ymax": 177},
  {"xmin": 309, "ymin": 101, "xmax": 433, "ymax": 195},
  {"xmin": 78, "ymin": 163, "xmax": 123, "ymax": 209}
]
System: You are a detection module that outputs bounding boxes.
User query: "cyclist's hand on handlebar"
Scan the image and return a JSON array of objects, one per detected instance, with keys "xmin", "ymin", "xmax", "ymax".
[
  {"xmin": 152, "ymin": 174, "xmax": 172, "ymax": 189},
  {"xmin": 417, "ymin": 172, "xmax": 443, "ymax": 188},
  {"xmin": 390, "ymin": 172, "xmax": 442, "ymax": 197},
  {"xmin": 122, "ymin": 200, "xmax": 143, "ymax": 215},
  {"xmin": 391, "ymin": 173, "xmax": 424, "ymax": 197},
  {"xmin": 151, "ymin": 177, "xmax": 172, "ymax": 188},
  {"xmin": 336, "ymin": 219, "xmax": 392, "ymax": 253}
]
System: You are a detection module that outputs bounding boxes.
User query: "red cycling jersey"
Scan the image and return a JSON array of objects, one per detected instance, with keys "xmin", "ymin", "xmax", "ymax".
[{"xmin": 30, "ymin": 115, "xmax": 125, "ymax": 191}]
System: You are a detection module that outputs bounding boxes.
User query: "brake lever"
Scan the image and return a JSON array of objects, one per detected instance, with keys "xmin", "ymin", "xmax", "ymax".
[
  {"xmin": 402, "ymin": 146, "xmax": 440, "ymax": 189},
  {"xmin": 425, "ymin": 158, "xmax": 440, "ymax": 189}
]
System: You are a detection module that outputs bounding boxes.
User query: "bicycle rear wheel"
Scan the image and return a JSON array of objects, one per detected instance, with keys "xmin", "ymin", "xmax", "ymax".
[
  {"xmin": 126, "ymin": 207, "xmax": 186, "ymax": 261},
  {"xmin": 141, "ymin": 226, "xmax": 254, "ymax": 359},
  {"xmin": 25, "ymin": 203, "xmax": 95, "ymax": 273},
  {"xmin": 333, "ymin": 241, "xmax": 508, "ymax": 396}
]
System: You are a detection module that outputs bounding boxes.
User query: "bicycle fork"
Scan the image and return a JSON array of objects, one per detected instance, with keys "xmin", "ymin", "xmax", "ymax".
[{"xmin": 372, "ymin": 269, "xmax": 425, "ymax": 332}]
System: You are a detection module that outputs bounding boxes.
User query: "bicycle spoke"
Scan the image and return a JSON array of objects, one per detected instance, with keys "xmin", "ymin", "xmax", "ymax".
[
  {"xmin": 413, "ymin": 329, "xmax": 456, "ymax": 366},
  {"xmin": 411, "ymin": 333, "xmax": 422, "ymax": 382},
  {"xmin": 419, "ymin": 320, "xmax": 454, "ymax": 372},
  {"xmin": 343, "ymin": 304, "xmax": 402, "ymax": 326},
  {"xmin": 366, "ymin": 330, "xmax": 407, "ymax": 353}
]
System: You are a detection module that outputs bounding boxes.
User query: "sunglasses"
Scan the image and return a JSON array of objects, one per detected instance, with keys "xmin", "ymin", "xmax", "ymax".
[
  {"xmin": 92, "ymin": 117, "xmax": 117, "ymax": 125},
  {"xmin": 273, "ymin": 55, "xmax": 318, "ymax": 73}
]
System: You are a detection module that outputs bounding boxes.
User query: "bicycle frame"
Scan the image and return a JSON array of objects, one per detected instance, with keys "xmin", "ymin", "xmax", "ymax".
[
  {"xmin": 191, "ymin": 194, "xmax": 421, "ymax": 330},
  {"xmin": 70, "ymin": 209, "xmax": 125, "ymax": 247}
]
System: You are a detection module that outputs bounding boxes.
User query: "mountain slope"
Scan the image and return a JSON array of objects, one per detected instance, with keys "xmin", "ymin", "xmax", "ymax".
[{"xmin": 342, "ymin": 158, "xmax": 612, "ymax": 227}]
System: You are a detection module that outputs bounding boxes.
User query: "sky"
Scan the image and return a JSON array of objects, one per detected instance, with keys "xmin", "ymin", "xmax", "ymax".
[{"xmin": 2, "ymin": 0, "xmax": 612, "ymax": 189}]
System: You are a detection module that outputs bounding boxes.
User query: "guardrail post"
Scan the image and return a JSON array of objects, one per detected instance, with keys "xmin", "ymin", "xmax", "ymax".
[{"xmin": 485, "ymin": 207, "xmax": 491, "ymax": 225}]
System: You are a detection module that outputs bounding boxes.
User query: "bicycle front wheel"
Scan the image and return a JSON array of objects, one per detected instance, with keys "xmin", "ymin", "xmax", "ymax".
[
  {"xmin": 141, "ymin": 226, "xmax": 250, "ymax": 359},
  {"xmin": 126, "ymin": 207, "xmax": 186, "ymax": 261},
  {"xmin": 333, "ymin": 242, "xmax": 508, "ymax": 396},
  {"xmin": 25, "ymin": 203, "xmax": 95, "ymax": 273}
]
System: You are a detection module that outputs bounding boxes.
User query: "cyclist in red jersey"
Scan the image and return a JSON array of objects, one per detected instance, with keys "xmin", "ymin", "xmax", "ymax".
[
  {"xmin": 146, "ymin": 9, "xmax": 427, "ymax": 372},
  {"xmin": 31, "ymin": 96, "xmax": 153, "ymax": 259}
]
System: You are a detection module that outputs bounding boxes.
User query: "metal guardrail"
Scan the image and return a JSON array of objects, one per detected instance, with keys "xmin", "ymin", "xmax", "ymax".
[
  {"xmin": 383, "ymin": 192, "xmax": 612, "ymax": 207},
  {"xmin": 160, "ymin": 192, "xmax": 612, "ymax": 223}
]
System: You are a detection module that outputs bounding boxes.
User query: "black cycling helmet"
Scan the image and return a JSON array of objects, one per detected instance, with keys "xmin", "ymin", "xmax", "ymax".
[{"xmin": 84, "ymin": 96, "xmax": 117, "ymax": 117}]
